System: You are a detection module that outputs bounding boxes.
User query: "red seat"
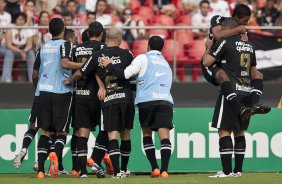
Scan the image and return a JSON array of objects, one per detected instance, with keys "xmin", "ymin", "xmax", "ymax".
[
  {"xmin": 119, "ymin": 40, "xmax": 130, "ymax": 49},
  {"xmin": 131, "ymin": 14, "xmax": 148, "ymax": 25},
  {"xmin": 49, "ymin": 13, "xmax": 62, "ymax": 19},
  {"xmin": 175, "ymin": 14, "xmax": 192, "ymax": 25},
  {"xmin": 175, "ymin": 23, "xmax": 194, "ymax": 45},
  {"xmin": 147, "ymin": 23, "xmax": 169, "ymax": 39},
  {"xmin": 186, "ymin": 39, "xmax": 205, "ymax": 61},
  {"xmin": 138, "ymin": 6, "xmax": 155, "ymax": 24},
  {"xmin": 152, "ymin": 14, "xmax": 175, "ymax": 27},
  {"xmin": 132, "ymin": 39, "xmax": 148, "ymax": 57}
]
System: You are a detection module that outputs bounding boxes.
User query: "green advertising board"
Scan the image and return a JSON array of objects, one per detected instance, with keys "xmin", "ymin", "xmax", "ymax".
[{"xmin": 0, "ymin": 108, "xmax": 281, "ymax": 173}]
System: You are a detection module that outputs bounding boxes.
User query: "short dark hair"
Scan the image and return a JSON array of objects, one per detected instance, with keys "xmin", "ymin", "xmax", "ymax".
[
  {"xmin": 13, "ymin": 12, "xmax": 27, "ymax": 23},
  {"xmin": 49, "ymin": 18, "xmax": 65, "ymax": 36},
  {"xmin": 232, "ymin": 4, "xmax": 251, "ymax": 18},
  {"xmin": 66, "ymin": 0, "xmax": 77, "ymax": 5},
  {"xmin": 199, "ymin": 0, "xmax": 210, "ymax": 6},
  {"xmin": 82, "ymin": 29, "xmax": 90, "ymax": 42},
  {"xmin": 88, "ymin": 21, "xmax": 103, "ymax": 38},
  {"xmin": 62, "ymin": 11, "xmax": 74, "ymax": 19},
  {"xmin": 64, "ymin": 28, "xmax": 76, "ymax": 41},
  {"xmin": 222, "ymin": 17, "xmax": 239, "ymax": 29},
  {"xmin": 148, "ymin": 35, "xmax": 164, "ymax": 51}
]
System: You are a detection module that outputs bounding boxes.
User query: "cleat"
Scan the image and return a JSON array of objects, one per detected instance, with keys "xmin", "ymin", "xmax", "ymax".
[
  {"xmin": 91, "ymin": 163, "xmax": 105, "ymax": 178},
  {"xmin": 49, "ymin": 152, "xmax": 58, "ymax": 178},
  {"xmin": 233, "ymin": 172, "xmax": 243, "ymax": 177},
  {"xmin": 113, "ymin": 172, "xmax": 124, "ymax": 178},
  {"xmin": 239, "ymin": 106, "xmax": 252, "ymax": 122},
  {"xmin": 160, "ymin": 171, "xmax": 169, "ymax": 178},
  {"xmin": 80, "ymin": 174, "xmax": 88, "ymax": 178},
  {"xmin": 251, "ymin": 104, "xmax": 271, "ymax": 115},
  {"xmin": 121, "ymin": 169, "xmax": 130, "ymax": 177},
  {"xmin": 87, "ymin": 158, "xmax": 95, "ymax": 167},
  {"xmin": 71, "ymin": 170, "xmax": 79, "ymax": 177},
  {"xmin": 151, "ymin": 168, "xmax": 160, "ymax": 178},
  {"xmin": 37, "ymin": 171, "xmax": 45, "ymax": 179},
  {"xmin": 209, "ymin": 171, "xmax": 233, "ymax": 178},
  {"xmin": 33, "ymin": 161, "xmax": 38, "ymax": 172},
  {"xmin": 59, "ymin": 169, "xmax": 69, "ymax": 175},
  {"xmin": 13, "ymin": 148, "xmax": 27, "ymax": 169},
  {"xmin": 103, "ymin": 153, "xmax": 114, "ymax": 175}
]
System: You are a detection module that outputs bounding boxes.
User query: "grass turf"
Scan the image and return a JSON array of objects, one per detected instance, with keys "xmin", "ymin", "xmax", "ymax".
[{"xmin": 0, "ymin": 173, "xmax": 282, "ymax": 184}]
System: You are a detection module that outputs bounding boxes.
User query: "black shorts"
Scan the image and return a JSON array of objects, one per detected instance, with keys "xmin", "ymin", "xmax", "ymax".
[
  {"xmin": 102, "ymin": 102, "xmax": 135, "ymax": 132},
  {"xmin": 29, "ymin": 96, "xmax": 39, "ymax": 124},
  {"xmin": 37, "ymin": 92, "xmax": 72, "ymax": 132},
  {"xmin": 201, "ymin": 61, "xmax": 220, "ymax": 86},
  {"xmin": 211, "ymin": 94, "xmax": 251, "ymax": 131},
  {"xmin": 138, "ymin": 101, "xmax": 174, "ymax": 131},
  {"xmin": 72, "ymin": 97, "xmax": 101, "ymax": 130}
]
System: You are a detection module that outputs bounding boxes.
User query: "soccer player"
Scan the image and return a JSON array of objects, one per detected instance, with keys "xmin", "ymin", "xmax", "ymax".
[
  {"xmin": 35, "ymin": 18, "xmax": 84, "ymax": 179},
  {"xmin": 202, "ymin": 17, "xmax": 262, "ymax": 177},
  {"xmin": 201, "ymin": 4, "xmax": 270, "ymax": 120},
  {"xmin": 65, "ymin": 27, "xmax": 135, "ymax": 178},
  {"xmin": 101, "ymin": 36, "xmax": 174, "ymax": 178},
  {"xmin": 70, "ymin": 21, "xmax": 106, "ymax": 178}
]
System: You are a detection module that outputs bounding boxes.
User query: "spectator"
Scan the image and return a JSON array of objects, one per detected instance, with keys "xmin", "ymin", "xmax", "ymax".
[
  {"xmin": 4, "ymin": 0, "xmax": 20, "ymax": 21},
  {"xmin": 209, "ymin": 0, "xmax": 230, "ymax": 17},
  {"xmin": 122, "ymin": 8, "xmax": 145, "ymax": 45},
  {"xmin": 256, "ymin": 0, "xmax": 278, "ymax": 26},
  {"xmin": 65, "ymin": 0, "xmax": 85, "ymax": 26},
  {"xmin": 108, "ymin": 0, "xmax": 130, "ymax": 14},
  {"xmin": 85, "ymin": 0, "xmax": 97, "ymax": 12},
  {"xmin": 192, "ymin": 0, "xmax": 212, "ymax": 39},
  {"xmin": 153, "ymin": 0, "xmax": 176, "ymax": 16},
  {"xmin": 63, "ymin": 11, "xmax": 82, "ymax": 43},
  {"xmin": 81, "ymin": 11, "xmax": 96, "ymax": 33},
  {"xmin": 95, "ymin": 0, "xmax": 112, "ymax": 26},
  {"xmin": 24, "ymin": 0, "xmax": 39, "ymax": 26},
  {"xmin": 33, "ymin": 11, "xmax": 51, "ymax": 50},
  {"xmin": 0, "ymin": 0, "xmax": 11, "ymax": 49},
  {"xmin": 39, "ymin": 0, "xmax": 64, "ymax": 14},
  {"xmin": 1, "ymin": 12, "xmax": 35, "ymax": 82},
  {"xmin": 230, "ymin": 0, "xmax": 254, "ymax": 15},
  {"xmin": 182, "ymin": 0, "xmax": 201, "ymax": 13}
]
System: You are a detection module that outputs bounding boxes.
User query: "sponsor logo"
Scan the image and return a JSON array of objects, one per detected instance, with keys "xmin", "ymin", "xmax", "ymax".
[
  {"xmin": 63, "ymin": 73, "xmax": 70, "ymax": 78},
  {"xmin": 75, "ymin": 47, "xmax": 93, "ymax": 57},
  {"xmin": 104, "ymin": 92, "xmax": 126, "ymax": 102},
  {"xmin": 152, "ymin": 92, "xmax": 172, "ymax": 101},
  {"xmin": 236, "ymin": 83, "xmax": 252, "ymax": 92},
  {"xmin": 235, "ymin": 41, "xmax": 254, "ymax": 53},
  {"xmin": 39, "ymin": 84, "xmax": 53, "ymax": 90},
  {"xmin": 81, "ymin": 57, "xmax": 92, "ymax": 72},
  {"xmin": 160, "ymin": 83, "xmax": 167, "ymax": 87},
  {"xmin": 42, "ymin": 44, "xmax": 57, "ymax": 53},
  {"xmin": 213, "ymin": 40, "xmax": 226, "ymax": 56},
  {"xmin": 43, "ymin": 74, "xmax": 51, "ymax": 78},
  {"xmin": 138, "ymin": 80, "xmax": 144, "ymax": 85},
  {"xmin": 155, "ymin": 72, "xmax": 166, "ymax": 77},
  {"xmin": 221, "ymin": 60, "xmax": 226, "ymax": 63},
  {"xmin": 241, "ymin": 71, "xmax": 248, "ymax": 76},
  {"xmin": 98, "ymin": 56, "xmax": 121, "ymax": 65},
  {"xmin": 76, "ymin": 89, "xmax": 90, "ymax": 95},
  {"xmin": 43, "ymin": 60, "xmax": 53, "ymax": 67}
]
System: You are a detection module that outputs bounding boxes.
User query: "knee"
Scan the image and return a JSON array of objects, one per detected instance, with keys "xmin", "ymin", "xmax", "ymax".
[
  {"xmin": 4, "ymin": 49, "xmax": 14, "ymax": 57},
  {"xmin": 252, "ymin": 70, "xmax": 263, "ymax": 80},
  {"xmin": 215, "ymin": 69, "xmax": 230, "ymax": 84}
]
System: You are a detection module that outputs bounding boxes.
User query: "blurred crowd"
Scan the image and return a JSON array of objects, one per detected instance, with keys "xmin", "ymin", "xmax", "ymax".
[{"xmin": 0, "ymin": 0, "xmax": 282, "ymax": 82}]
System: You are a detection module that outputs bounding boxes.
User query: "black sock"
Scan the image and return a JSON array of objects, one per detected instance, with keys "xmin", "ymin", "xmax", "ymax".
[
  {"xmin": 54, "ymin": 135, "xmax": 66, "ymax": 171},
  {"xmin": 77, "ymin": 137, "xmax": 88, "ymax": 176},
  {"xmin": 109, "ymin": 139, "xmax": 120, "ymax": 175},
  {"xmin": 219, "ymin": 136, "xmax": 233, "ymax": 175},
  {"xmin": 221, "ymin": 81, "xmax": 242, "ymax": 113},
  {"xmin": 143, "ymin": 136, "xmax": 158, "ymax": 171},
  {"xmin": 234, "ymin": 136, "xmax": 246, "ymax": 173},
  {"xmin": 22, "ymin": 128, "xmax": 37, "ymax": 149},
  {"xmin": 91, "ymin": 131, "xmax": 108, "ymax": 166},
  {"xmin": 37, "ymin": 135, "xmax": 50, "ymax": 173},
  {"xmin": 160, "ymin": 139, "xmax": 171, "ymax": 173},
  {"xmin": 71, "ymin": 135, "xmax": 78, "ymax": 171},
  {"xmin": 49, "ymin": 134, "xmax": 56, "ymax": 154},
  {"xmin": 250, "ymin": 79, "xmax": 263, "ymax": 106},
  {"xmin": 120, "ymin": 140, "xmax": 131, "ymax": 171}
]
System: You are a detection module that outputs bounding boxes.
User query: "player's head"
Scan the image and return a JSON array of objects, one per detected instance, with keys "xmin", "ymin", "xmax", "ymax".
[
  {"xmin": 148, "ymin": 35, "xmax": 164, "ymax": 52},
  {"xmin": 64, "ymin": 28, "xmax": 77, "ymax": 44},
  {"xmin": 232, "ymin": 4, "xmax": 251, "ymax": 25},
  {"xmin": 106, "ymin": 27, "xmax": 122, "ymax": 46},
  {"xmin": 88, "ymin": 21, "xmax": 104, "ymax": 40},
  {"xmin": 222, "ymin": 17, "xmax": 240, "ymax": 30},
  {"xmin": 82, "ymin": 29, "xmax": 90, "ymax": 43},
  {"xmin": 49, "ymin": 17, "xmax": 65, "ymax": 37}
]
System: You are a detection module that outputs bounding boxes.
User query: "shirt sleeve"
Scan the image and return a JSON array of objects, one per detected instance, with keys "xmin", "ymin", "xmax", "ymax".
[
  {"xmin": 33, "ymin": 48, "xmax": 41, "ymax": 70},
  {"xmin": 209, "ymin": 39, "xmax": 227, "ymax": 60},
  {"xmin": 79, "ymin": 55, "xmax": 99, "ymax": 76},
  {"xmin": 60, "ymin": 41, "xmax": 73, "ymax": 60},
  {"xmin": 251, "ymin": 50, "xmax": 257, "ymax": 66}
]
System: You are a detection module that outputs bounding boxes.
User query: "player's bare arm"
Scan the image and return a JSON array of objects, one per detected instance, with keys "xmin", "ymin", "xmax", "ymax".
[
  {"xmin": 212, "ymin": 25, "xmax": 246, "ymax": 40},
  {"xmin": 96, "ymin": 74, "xmax": 106, "ymax": 101},
  {"xmin": 64, "ymin": 69, "xmax": 83, "ymax": 86},
  {"xmin": 61, "ymin": 58, "xmax": 84, "ymax": 70}
]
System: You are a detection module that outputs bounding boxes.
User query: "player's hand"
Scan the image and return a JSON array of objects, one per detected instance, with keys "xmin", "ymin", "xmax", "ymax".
[
  {"xmin": 97, "ymin": 86, "xmax": 106, "ymax": 101},
  {"xmin": 20, "ymin": 51, "xmax": 27, "ymax": 60},
  {"xmin": 101, "ymin": 54, "xmax": 112, "ymax": 67},
  {"xmin": 205, "ymin": 37, "xmax": 214, "ymax": 49},
  {"xmin": 64, "ymin": 79, "xmax": 72, "ymax": 86},
  {"xmin": 241, "ymin": 33, "xmax": 248, "ymax": 41},
  {"xmin": 238, "ymin": 25, "xmax": 247, "ymax": 34}
]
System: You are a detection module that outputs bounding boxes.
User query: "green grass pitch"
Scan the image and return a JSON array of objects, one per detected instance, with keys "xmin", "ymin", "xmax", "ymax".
[{"xmin": 0, "ymin": 173, "xmax": 282, "ymax": 184}]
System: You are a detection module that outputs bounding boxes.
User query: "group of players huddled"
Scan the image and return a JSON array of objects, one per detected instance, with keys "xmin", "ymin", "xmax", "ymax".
[{"xmin": 12, "ymin": 3, "xmax": 270, "ymax": 180}]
